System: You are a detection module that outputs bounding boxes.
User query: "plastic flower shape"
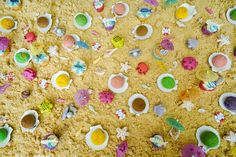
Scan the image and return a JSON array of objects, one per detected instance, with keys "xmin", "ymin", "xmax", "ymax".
[
  {"xmin": 99, "ymin": 90, "xmax": 114, "ymax": 104},
  {"xmin": 74, "ymin": 89, "xmax": 90, "ymax": 107},
  {"xmin": 120, "ymin": 62, "xmax": 131, "ymax": 73},
  {"xmin": 162, "ymin": 27, "xmax": 171, "ymax": 35},
  {"xmin": 116, "ymin": 127, "xmax": 129, "ymax": 141},
  {"xmin": 47, "ymin": 46, "xmax": 57, "ymax": 56},
  {"xmin": 71, "ymin": 60, "xmax": 87, "ymax": 76},
  {"xmin": 116, "ymin": 141, "xmax": 128, "ymax": 157},
  {"xmin": 39, "ymin": 100, "xmax": 53, "ymax": 113}
]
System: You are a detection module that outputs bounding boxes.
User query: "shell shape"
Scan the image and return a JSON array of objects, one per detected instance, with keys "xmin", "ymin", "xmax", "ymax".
[
  {"xmin": 108, "ymin": 73, "xmax": 128, "ymax": 94},
  {"xmin": 128, "ymin": 93, "xmax": 149, "ymax": 116},
  {"xmin": 85, "ymin": 125, "xmax": 109, "ymax": 150},
  {"xmin": 51, "ymin": 71, "xmax": 72, "ymax": 90},
  {"xmin": 112, "ymin": 2, "xmax": 129, "ymax": 18},
  {"xmin": 219, "ymin": 92, "xmax": 236, "ymax": 115},
  {"xmin": 20, "ymin": 110, "xmax": 40, "ymax": 133},
  {"xmin": 196, "ymin": 126, "xmax": 220, "ymax": 152},
  {"xmin": 208, "ymin": 52, "xmax": 231, "ymax": 73},
  {"xmin": 13, "ymin": 48, "xmax": 32, "ymax": 68},
  {"xmin": 0, "ymin": 124, "xmax": 13, "ymax": 148},
  {"xmin": 0, "ymin": 16, "xmax": 18, "ymax": 33},
  {"xmin": 62, "ymin": 34, "xmax": 80, "ymax": 52},
  {"xmin": 226, "ymin": 5, "xmax": 236, "ymax": 25},
  {"xmin": 176, "ymin": 3, "xmax": 197, "ymax": 22},
  {"xmin": 132, "ymin": 24, "xmax": 153, "ymax": 40},
  {"xmin": 157, "ymin": 73, "xmax": 178, "ymax": 92},
  {"xmin": 36, "ymin": 13, "xmax": 52, "ymax": 33},
  {"xmin": 74, "ymin": 12, "xmax": 92, "ymax": 30}
]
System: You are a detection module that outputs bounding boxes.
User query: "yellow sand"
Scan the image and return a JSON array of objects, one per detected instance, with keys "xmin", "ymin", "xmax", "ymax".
[{"xmin": 0, "ymin": 0, "xmax": 236, "ymax": 156}]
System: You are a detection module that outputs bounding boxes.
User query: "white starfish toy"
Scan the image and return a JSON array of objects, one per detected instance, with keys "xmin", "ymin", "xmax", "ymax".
[
  {"xmin": 120, "ymin": 62, "xmax": 131, "ymax": 73},
  {"xmin": 181, "ymin": 101, "xmax": 194, "ymax": 111},
  {"xmin": 47, "ymin": 46, "xmax": 68, "ymax": 60},
  {"xmin": 217, "ymin": 34, "xmax": 230, "ymax": 47},
  {"xmin": 116, "ymin": 127, "xmax": 129, "ymax": 141},
  {"xmin": 224, "ymin": 131, "xmax": 236, "ymax": 146}
]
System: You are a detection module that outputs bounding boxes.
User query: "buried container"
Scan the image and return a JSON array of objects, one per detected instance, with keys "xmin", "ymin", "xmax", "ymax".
[
  {"xmin": 196, "ymin": 126, "xmax": 220, "ymax": 152},
  {"xmin": 219, "ymin": 92, "xmax": 236, "ymax": 115},
  {"xmin": 128, "ymin": 94, "xmax": 149, "ymax": 116}
]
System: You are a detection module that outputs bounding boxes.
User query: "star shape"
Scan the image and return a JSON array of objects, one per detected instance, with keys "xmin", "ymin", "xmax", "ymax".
[
  {"xmin": 180, "ymin": 101, "xmax": 194, "ymax": 111},
  {"xmin": 224, "ymin": 131, "xmax": 236, "ymax": 146},
  {"xmin": 47, "ymin": 45, "xmax": 59, "ymax": 57},
  {"xmin": 217, "ymin": 34, "xmax": 230, "ymax": 47},
  {"xmin": 116, "ymin": 127, "xmax": 129, "ymax": 141},
  {"xmin": 120, "ymin": 62, "xmax": 131, "ymax": 73}
]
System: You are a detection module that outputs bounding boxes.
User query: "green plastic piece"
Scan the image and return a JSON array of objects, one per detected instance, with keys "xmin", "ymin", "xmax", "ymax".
[
  {"xmin": 75, "ymin": 14, "xmax": 87, "ymax": 26},
  {"xmin": 15, "ymin": 52, "xmax": 30, "ymax": 63},
  {"xmin": 230, "ymin": 9, "xmax": 236, "ymax": 20},
  {"xmin": 0, "ymin": 128, "xmax": 7, "ymax": 142},
  {"xmin": 161, "ymin": 76, "xmax": 175, "ymax": 89},
  {"xmin": 166, "ymin": 117, "xmax": 185, "ymax": 131},
  {"xmin": 200, "ymin": 131, "xmax": 219, "ymax": 148}
]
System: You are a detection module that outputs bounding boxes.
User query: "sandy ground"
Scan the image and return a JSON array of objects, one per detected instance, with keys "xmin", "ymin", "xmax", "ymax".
[{"xmin": 0, "ymin": 0, "xmax": 236, "ymax": 156}]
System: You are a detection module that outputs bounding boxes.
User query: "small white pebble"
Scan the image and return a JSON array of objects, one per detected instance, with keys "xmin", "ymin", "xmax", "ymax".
[{"xmin": 198, "ymin": 108, "xmax": 206, "ymax": 113}]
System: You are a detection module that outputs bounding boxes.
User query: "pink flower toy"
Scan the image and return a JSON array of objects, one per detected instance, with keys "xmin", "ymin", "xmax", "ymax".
[
  {"xmin": 74, "ymin": 89, "xmax": 90, "ymax": 107},
  {"xmin": 181, "ymin": 57, "xmax": 198, "ymax": 70},
  {"xmin": 22, "ymin": 68, "xmax": 37, "ymax": 81},
  {"xmin": 99, "ymin": 90, "xmax": 114, "ymax": 104}
]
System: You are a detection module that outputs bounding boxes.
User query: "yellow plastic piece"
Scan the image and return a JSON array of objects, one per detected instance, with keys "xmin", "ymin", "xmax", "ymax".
[
  {"xmin": 0, "ymin": 18, "xmax": 15, "ymax": 30},
  {"xmin": 39, "ymin": 100, "xmax": 53, "ymax": 113},
  {"xmin": 156, "ymin": 60, "xmax": 168, "ymax": 72},
  {"xmin": 196, "ymin": 67, "xmax": 219, "ymax": 82},
  {"xmin": 56, "ymin": 74, "xmax": 70, "ymax": 87},
  {"xmin": 176, "ymin": 7, "xmax": 188, "ymax": 19},
  {"xmin": 91, "ymin": 129, "xmax": 106, "ymax": 145},
  {"xmin": 111, "ymin": 36, "xmax": 124, "ymax": 48}
]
